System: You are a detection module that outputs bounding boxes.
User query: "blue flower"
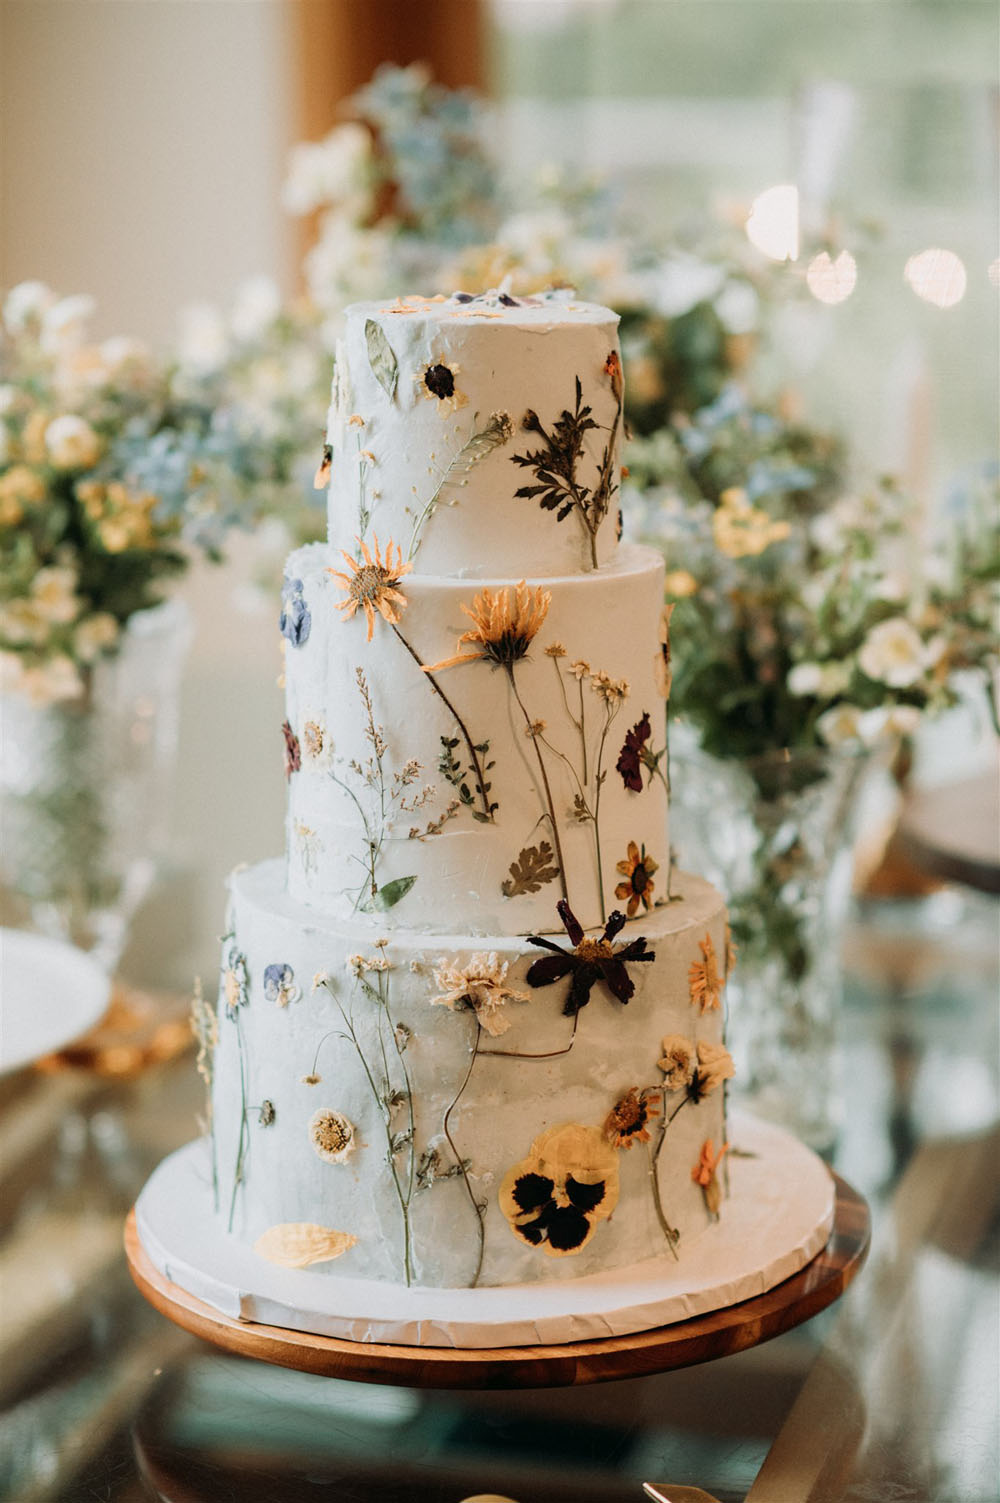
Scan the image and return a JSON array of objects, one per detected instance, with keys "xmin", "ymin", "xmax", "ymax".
[
  {"xmin": 279, "ymin": 577, "xmax": 311, "ymax": 647},
  {"xmin": 263, "ymin": 962, "xmax": 299, "ymax": 1009}
]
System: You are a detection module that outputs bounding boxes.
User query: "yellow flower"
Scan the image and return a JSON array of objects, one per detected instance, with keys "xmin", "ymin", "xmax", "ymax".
[
  {"xmin": 423, "ymin": 580, "xmax": 550, "ymax": 672},
  {"xmin": 614, "ymin": 840, "xmax": 658, "ymax": 917},
  {"xmin": 308, "ymin": 1108, "xmax": 356, "ymax": 1164},
  {"xmin": 696, "ymin": 1039, "xmax": 735, "ymax": 1094},
  {"xmin": 658, "ymin": 1034, "xmax": 695, "ymax": 1090},
  {"xmin": 603, "ymin": 1086, "xmax": 660, "ymax": 1149},
  {"xmin": 664, "ymin": 570, "xmax": 698, "ymax": 598},
  {"xmin": 544, "ymin": 641, "xmax": 567, "ymax": 658},
  {"xmin": 499, "ymin": 1123, "xmax": 619, "ymax": 1257},
  {"xmin": 416, "ymin": 356, "xmax": 468, "ymax": 415},
  {"xmin": 327, "ymin": 534, "xmax": 412, "ymax": 642},
  {"xmin": 0, "ymin": 465, "xmax": 45, "ymax": 514},
  {"xmin": 712, "ymin": 489, "xmax": 791, "ymax": 559},
  {"xmin": 689, "ymin": 933, "xmax": 725, "ymax": 1012}
]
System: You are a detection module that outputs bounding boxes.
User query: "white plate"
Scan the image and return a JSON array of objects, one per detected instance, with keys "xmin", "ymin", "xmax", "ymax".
[{"xmin": 0, "ymin": 928, "xmax": 111, "ymax": 1074}]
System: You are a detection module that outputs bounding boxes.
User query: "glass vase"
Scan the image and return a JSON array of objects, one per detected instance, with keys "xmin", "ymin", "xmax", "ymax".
[
  {"xmin": 669, "ymin": 723, "xmax": 866, "ymax": 1149},
  {"xmin": 0, "ymin": 599, "xmax": 192, "ymax": 968}
]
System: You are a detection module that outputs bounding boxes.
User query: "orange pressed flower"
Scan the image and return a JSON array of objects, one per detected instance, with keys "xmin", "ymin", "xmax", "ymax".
[
  {"xmin": 614, "ymin": 840, "xmax": 658, "ymax": 917},
  {"xmin": 603, "ymin": 1086, "xmax": 660, "ymax": 1150},
  {"xmin": 689, "ymin": 933, "xmax": 724, "ymax": 1013},
  {"xmin": 692, "ymin": 1138, "xmax": 729, "ymax": 1217},
  {"xmin": 423, "ymin": 580, "xmax": 551, "ymax": 673},
  {"xmin": 327, "ymin": 535, "xmax": 412, "ymax": 642}
]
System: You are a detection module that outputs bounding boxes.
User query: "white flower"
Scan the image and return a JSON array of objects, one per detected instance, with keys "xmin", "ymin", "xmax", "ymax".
[
  {"xmin": 18, "ymin": 655, "xmax": 85, "ymax": 705},
  {"xmin": 3, "ymin": 281, "xmax": 55, "ymax": 331},
  {"xmin": 44, "ymin": 414, "xmax": 101, "ymax": 470},
  {"xmin": 858, "ymin": 617, "xmax": 928, "ymax": 688},
  {"xmin": 308, "ymin": 1108, "xmax": 356, "ymax": 1165},
  {"xmin": 74, "ymin": 612, "xmax": 119, "ymax": 662},
  {"xmin": 787, "ymin": 662, "xmax": 824, "ymax": 697},
  {"xmin": 817, "ymin": 703, "xmax": 863, "ymax": 746},
  {"xmin": 858, "ymin": 704, "xmax": 922, "ymax": 744},
  {"xmin": 283, "ymin": 123, "xmax": 372, "ymax": 217},
  {"xmin": 32, "ymin": 566, "xmax": 79, "ymax": 624},
  {"xmin": 873, "ymin": 572, "xmax": 909, "ymax": 603},
  {"xmin": 41, "ymin": 294, "xmax": 95, "ymax": 351},
  {"xmin": 430, "ymin": 951, "xmax": 529, "ymax": 1038},
  {"xmin": 230, "ymin": 276, "xmax": 282, "ymax": 342},
  {"xmin": 99, "ymin": 336, "xmax": 150, "ymax": 377},
  {"xmin": 176, "ymin": 301, "xmax": 229, "ymax": 375}
]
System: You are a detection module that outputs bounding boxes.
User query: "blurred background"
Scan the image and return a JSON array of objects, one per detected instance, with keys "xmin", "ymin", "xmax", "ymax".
[{"xmin": 4, "ymin": 0, "xmax": 996, "ymax": 989}]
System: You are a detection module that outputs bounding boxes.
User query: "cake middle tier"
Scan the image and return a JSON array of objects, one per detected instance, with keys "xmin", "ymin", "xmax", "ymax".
[{"xmin": 282, "ymin": 541, "xmax": 670, "ymax": 936}]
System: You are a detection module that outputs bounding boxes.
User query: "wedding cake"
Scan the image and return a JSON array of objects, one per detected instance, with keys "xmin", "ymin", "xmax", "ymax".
[{"xmin": 207, "ymin": 290, "xmax": 734, "ymax": 1293}]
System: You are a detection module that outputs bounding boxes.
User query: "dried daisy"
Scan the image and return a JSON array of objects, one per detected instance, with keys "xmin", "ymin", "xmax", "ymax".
[
  {"xmin": 423, "ymin": 580, "xmax": 551, "ymax": 672},
  {"xmin": 416, "ymin": 356, "xmax": 468, "ymax": 415},
  {"xmin": 604, "ymin": 1086, "xmax": 660, "ymax": 1150},
  {"xmin": 308, "ymin": 1108, "xmax": 356, "ymax": 1164},
  {"xmin": 689, "ymin": 934, "xmax": 725, "ymax": 1013},
  {"xmin": 327, "ymin": 534, "xmax": 412, "ymax": 642},
  {"xmin": 614, "ymin": 840, "xmax": 658, "ymax": 917},
  {"xmin": 429, "ymin": 951, "xmax": 529, "ymax": 1038}
]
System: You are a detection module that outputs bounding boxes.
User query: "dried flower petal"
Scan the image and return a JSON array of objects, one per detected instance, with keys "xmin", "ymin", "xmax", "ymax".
[{"xmin": 254, "ymin": 1222, "xmax": 357, "ymax": 1268}]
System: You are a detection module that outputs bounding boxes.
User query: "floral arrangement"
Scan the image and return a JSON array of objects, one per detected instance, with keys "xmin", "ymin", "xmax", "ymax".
[{"xmin": 624, "ymin": 391, "xmax": 999, "ymax": 763}]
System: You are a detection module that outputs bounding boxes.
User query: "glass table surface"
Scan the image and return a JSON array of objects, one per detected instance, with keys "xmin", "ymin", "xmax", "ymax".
[{"xmin": 0, "ymin": 890, "xmax": 996, "ymax": 1503}]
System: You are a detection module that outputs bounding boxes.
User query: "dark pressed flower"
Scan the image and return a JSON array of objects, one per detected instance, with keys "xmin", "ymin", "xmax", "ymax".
[
  {"xmin": 525, "ymin": 899, "xmax": 655, "ymax": 1017},
  {"xmin": 509, "ymin": 1172, "xmax": 607, "ymax": 1252},
  {"xmin": 604, "ymin": 1086, "xmax": 660, "ymax": 1149},
  {"xmin": 281, "ymin": 721, "xmax": 301, "ymax": 779},
  {"xmin": 499, "ymin": 292, "xmax": 519, "ymax": 307},
  {"xmin": 616, "ymin": 712, "xmax": 652, "ymax": 792},
  {"xmin": 452, "ymin": 291, "xmax": 474, "ymax": 303},
  {"xmin": 279, "ymin": 577, "xmax": 311, "ymax": 647},
  {"xmin": 423, "ymin": 363, "xmax": 456, "ymax": 399}
]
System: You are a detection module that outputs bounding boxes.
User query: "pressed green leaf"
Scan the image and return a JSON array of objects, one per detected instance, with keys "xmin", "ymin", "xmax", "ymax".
[
  {"xmin": 365, "ymin": 319, "xmax": 398, "ymax": 399},
  {"xmin": 373, "ymin": 875, "xmax": 417, "ymax": 910}
]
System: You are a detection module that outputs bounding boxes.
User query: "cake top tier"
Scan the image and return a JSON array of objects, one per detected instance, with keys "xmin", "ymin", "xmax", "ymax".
[{"xmin": 324, "ymin": 291, "xmax": 623, "ymax": 578}]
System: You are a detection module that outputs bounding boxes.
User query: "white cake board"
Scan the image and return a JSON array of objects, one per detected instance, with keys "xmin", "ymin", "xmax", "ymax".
[{"xmin": 135, "ymin": 1114, "xmax": 835, "ymax": 1350}]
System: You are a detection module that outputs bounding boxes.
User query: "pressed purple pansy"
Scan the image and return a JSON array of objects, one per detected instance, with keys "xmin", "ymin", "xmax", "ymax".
[
  {"xmin": 279, "ymin": 577, "xmax": 311, "ymax": 647},
  {"xmin": 263, "ymin": 962, "xmax": 299, "ymax": 1009},
  {"xmin": 525, "ymin": 900, "xmax": 655, "ymax": 1017}
]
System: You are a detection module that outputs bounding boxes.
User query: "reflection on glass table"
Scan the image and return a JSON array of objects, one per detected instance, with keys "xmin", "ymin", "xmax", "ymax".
[{"xmin": 0, "ymin": 889, "xmax": 996, "ymax": 1503}]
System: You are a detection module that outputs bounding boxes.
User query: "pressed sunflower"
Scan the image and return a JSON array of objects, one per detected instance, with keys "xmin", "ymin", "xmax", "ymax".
[
  {"xmin": 689, "ymin": 933, "xmax": 725, "ymax": 1013},
  {"xmin": 423, "ymin": 580, "xmax": 551, "ymax": 672},
  {"xmin": 415, "ymin": 356, "xmax": 468, "ymax": 415},
  {"xmin": 615, "ymin": 840, "xmax": 659, "ymax": 917},
  {"xmin": 604, "ymin": 1086, "xmax": 660, "ymax": 1150},
  {"xmin": 327, "ymin": 535, "xmax": 412, "ymax": 642}
]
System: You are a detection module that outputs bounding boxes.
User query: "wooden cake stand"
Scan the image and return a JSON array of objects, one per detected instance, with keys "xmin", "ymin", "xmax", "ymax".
[{"xmin": 124, "ymin": 1173, "xmax": 868, "ymax": 1390}]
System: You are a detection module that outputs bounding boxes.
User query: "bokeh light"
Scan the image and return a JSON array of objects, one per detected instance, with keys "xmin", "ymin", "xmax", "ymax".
[
  {"xmin": 903, "ymin": 248, "xmax": 967, "ymax": 308},
  {"xmin": 806, "ymin": 250, "xmax": 857, "ymax": 304},
  {"xmin": 745, "ymin": 184, "xmax": 799, "ymax": 262}
]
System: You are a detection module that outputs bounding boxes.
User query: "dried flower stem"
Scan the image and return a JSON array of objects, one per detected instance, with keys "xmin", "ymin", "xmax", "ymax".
[
  {"xmin": 392, "ymin": 623, "xmax": 495, "ymax": 822},
  {"xmin": 227, "ymin": 1013, "xmax": 250, "ymax": 1233},
  {"xmin": 441, "ymin": 1017, "xmax": 486, "ymax": 1288},
  {"xmin": 506, "ymin": 665, "xmax": 568, "ymax": 903},
  {"xmin": 478, "ymin": 1008, "xmax": 579, "ymax": 1060}
]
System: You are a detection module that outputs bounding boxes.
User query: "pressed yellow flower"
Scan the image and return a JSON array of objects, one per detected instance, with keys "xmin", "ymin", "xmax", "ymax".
[
  {"xmin": 658, "ymin": 1034, "xmax": 695, "ymax": 1091},
  {"xmin": 603, "ymin": 1086, "xmax": 660, "ymax": 1150},
  {"xmin": 614, "ymin": 840, "xmax": 658, "ymax": 917},
  {"xmin": 544, "ymin": 641, "xmax": 567, "ymax": 658},
  {"xmin": 308, "ymin": 1108, "xmax": 356, "ymax": 1164},
  {"xmin": 423, "ymin": 580, "xmax": 550, "ymax": 672},
  {"xmin": 327, "ymin": 534, "xmax": 411, "ymax": 642},
  {"xmin": 696, "ymin": 1039, "xmax": 735, "ymax": 1094},
  {"xmin": 689, "ymin": 933, "xmax": 725, "ymax": 1012}
]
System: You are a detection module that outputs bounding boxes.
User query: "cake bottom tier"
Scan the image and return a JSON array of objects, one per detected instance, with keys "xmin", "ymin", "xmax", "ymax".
[{"xmin": 211, "ymin": 860, "xmax": 731, "ymax": 1291}]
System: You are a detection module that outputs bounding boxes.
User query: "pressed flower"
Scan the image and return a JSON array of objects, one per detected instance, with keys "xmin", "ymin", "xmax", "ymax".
[
  {"xmin": 658, "ymin": 1034, "xmax": 695, "ymax": 1091},
  {"xmin": 328, "ymin": 534, "xmax": 412, "ymax": 642},
  {"xmin": 615, "ymin": 840, "xmax": 658, "ymax": 917},
  {"xmin": 430, "ymin": 950, "xmax": 529, "ymax": 1038},
  {"xmin": 254, "ymin": 1222, "xmax": 357, "ymax": 1268},
  {"xmin": 416, "ymin": 356, "xmax": 468, "ymax": 414},
  {"xmin": 281, "ymin": 720, "xmax": 301, "ymax": 779},
  {"xmin": 591, "ymin": 669, "xmax": 630, "ymax": 705},
  {"xmin": 604, "ymin": 1086, "xmax": 660, "ymax": 1149},
  {"xmin": 689, "ymin": 934, "xmax": 725, "ymax": 1012},
  {"xmin": 302, "ymin": 719, "xmax": 325, "ymax": 760},
  {"xmin": 309, "ymin": 1108, "xmax": 356, "ymax": 1164},
  {"xmin": 568, "ymin": 659, "xmax": 590, "ymax": 680},
  {"xmin": 604, "ymin": 349, "xmax": 624, "ymax": 403},
  {"xmin": 279, "ymin": 576, "xmax": 311, "ymax": 648},
  {"xmin": 526, "ymin": 899, "xmax": 655, "ymax": 1016},
  {"xmin": 313, "ymin": 442, "xmax": 332, "ymax": 490},
  {"xmin": 422, "ymin": 580, "xmax": 551, "ymax": 672},
  {"xmin": 616, "ymin": 712, "xmax": 652, "ymax": 792},
  {"xmin": 695, "ymin": 1039, "xmax": 735, "ymax": 1094},
  {"xmin": 499, "ymin": 1123, "xmax": 619, "ymax": 1256},
  {"xmin": 263, "ymin": 962, "xmax": 299, "ymax": 1009},
  {"xmin": 544, "ymin": 641, "xmax": 567, "ymax": 658},
  {"xmin": 692, "ymin": 1138, "xmax": 729, "ymax": 1217},
  {"xmin": 258, "ymin": 1099, "xmax": 276, "ymax": 1126},
  {"xmin": 221, "ymin": 946, "xmax": 249, "ymax": 1019}
]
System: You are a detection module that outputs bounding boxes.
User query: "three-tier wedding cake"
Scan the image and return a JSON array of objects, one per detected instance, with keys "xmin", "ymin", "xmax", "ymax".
[{"xmin": 204, "ymin": 290, "xmax": 737, "ymax": 1294}]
